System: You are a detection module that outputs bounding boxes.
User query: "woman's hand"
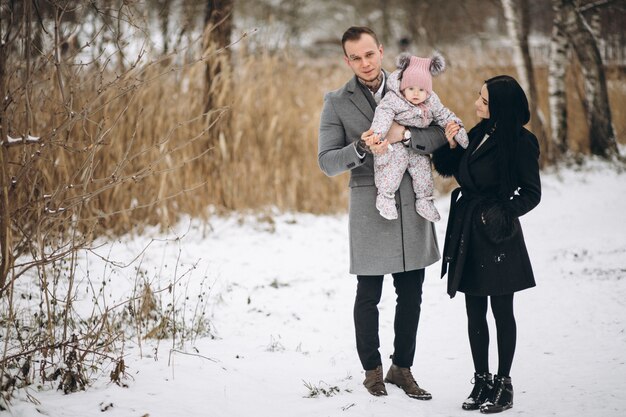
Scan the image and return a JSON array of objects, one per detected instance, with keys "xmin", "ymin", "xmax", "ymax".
[
  {"xmin": 361, "ymin": 129, "xmax": 388, "ymax": 155},
  {"xmin": 445, "ymin": 122, "xmax": 460, "ymax": 149}
]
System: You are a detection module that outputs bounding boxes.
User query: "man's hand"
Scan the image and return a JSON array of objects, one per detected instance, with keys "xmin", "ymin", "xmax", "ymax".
[
  {"xmin": 386, "ymin": 121, "xmax": 405, "ymax": 144},
  {"xmin": 362, "ymin": 129, "xmax": 388, "ymax": 155},
  {"xmin": 445, "ymin": 121, "xmax": 460, "ymax": 149}
]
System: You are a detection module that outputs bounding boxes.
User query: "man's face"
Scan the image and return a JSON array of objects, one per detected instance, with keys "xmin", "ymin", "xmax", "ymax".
[{"xmin": 343, "ymin": 34, "xmax": 384, "ymax": 82}]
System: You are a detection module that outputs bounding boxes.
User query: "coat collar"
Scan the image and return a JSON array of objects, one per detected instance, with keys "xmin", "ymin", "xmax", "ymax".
[
  {"xmin": 469, "ymin": 131, "xmax": 497, "ymax": 162},
  {"xmin": 346, "ymin": 71, "xmax": 388, "ymax": 121},
  {"xmin": 458, "ymin": 130, "xmax": 496, "ymax": 192}
]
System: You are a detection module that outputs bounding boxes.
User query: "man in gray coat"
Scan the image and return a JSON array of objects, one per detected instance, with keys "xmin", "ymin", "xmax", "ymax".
[{"xmin": 318, "ymin": 26, "xmax": 446, "ymax": 399}]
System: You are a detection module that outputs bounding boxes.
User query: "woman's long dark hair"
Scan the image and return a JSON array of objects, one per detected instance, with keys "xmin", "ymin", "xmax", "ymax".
[{"xmin": 468, "ymin": 75, "xmax": 530, "ymax": 199}]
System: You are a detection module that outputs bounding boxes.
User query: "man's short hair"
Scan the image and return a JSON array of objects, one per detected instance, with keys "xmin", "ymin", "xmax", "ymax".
[{"xmin": 341, "ymin": 26, "xmax": 380, "ymax": 56}]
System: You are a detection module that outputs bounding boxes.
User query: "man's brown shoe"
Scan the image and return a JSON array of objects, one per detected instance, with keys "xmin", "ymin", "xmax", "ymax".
[
  {"xmin": 363, "ymin": 365, "xmax": 387, "ymax": 396},
  {"xmin": 384, "ymin": 364, "xmax": 432, "ymax": 400}
]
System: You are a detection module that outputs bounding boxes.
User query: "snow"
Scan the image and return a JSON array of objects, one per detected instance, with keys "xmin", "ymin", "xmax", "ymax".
[
  {"xmin": 6, "ymin": 161, "xmax": 626, "ymax": 417},
  {"xmin": 2, "ymin": 135, "xmax": 40, "ymax": 146}
]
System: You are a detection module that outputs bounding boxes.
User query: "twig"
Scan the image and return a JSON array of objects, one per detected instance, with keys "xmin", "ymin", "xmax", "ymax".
[
  {"xmin": 1, "ymin": 339, "xmax": 117, "ymax": 365},
  {"xmin": 578, "ymin": 0, "xmax": 619, "ymax": 13},
  {"xmin": 168, "ymin": 349, "xmax": 218, "ymax": 365}
]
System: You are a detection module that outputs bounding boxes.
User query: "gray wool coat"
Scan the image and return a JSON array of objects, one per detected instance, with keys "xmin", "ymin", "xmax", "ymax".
[{"xmin": 318, "ymin": 74, "xmax": 446, "ymax": 275}]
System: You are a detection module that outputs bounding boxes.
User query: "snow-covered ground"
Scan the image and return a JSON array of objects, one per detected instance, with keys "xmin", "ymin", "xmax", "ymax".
[{"xmin": 6, "ymin": 161, "xmax": 626, "ymax": 417}]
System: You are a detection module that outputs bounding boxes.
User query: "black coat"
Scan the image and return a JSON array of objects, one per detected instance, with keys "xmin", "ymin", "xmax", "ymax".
[{"xmin": 433, "ymin": 127, "xmax": 541, "ymax": 298}]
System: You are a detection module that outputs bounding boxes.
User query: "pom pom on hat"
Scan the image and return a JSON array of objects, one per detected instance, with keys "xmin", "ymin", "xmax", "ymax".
[
  {"xmin": 429, "ymin": 51, "xmax": 446, "ymax": 76},
  {"xmin": 395, "ymin": 52, "xmax": 412, "ymax": 71}
]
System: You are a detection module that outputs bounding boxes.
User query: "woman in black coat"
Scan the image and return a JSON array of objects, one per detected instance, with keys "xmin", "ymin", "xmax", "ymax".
[{"xmin": 433, "ymin": 75, "xmax": 541, "ymax": 414}]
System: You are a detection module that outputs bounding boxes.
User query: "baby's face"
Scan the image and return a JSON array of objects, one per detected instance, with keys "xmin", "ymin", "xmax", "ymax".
[{"xmin": 402, "ymin": 86, "xmax": 428, "ymax": 105}]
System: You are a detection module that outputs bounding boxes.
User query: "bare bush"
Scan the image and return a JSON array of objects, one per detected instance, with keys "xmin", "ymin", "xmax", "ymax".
[{"xmin": 0, "ymin": 0, "xmax": 224, "ymax": 406}]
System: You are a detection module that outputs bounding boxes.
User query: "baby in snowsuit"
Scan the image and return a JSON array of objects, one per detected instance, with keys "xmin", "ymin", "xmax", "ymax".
[{"xmin": 370, "ymin": 52, "xmax": 469, "ymax": 221}]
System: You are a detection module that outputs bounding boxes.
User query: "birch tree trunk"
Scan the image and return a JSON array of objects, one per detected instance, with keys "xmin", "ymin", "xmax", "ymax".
[
  {"xmin": 203, "ymin": 0, "xmax": 233, "ymax": 114},
  {"xmin": 547, "ymin": 0, "xmax": 569, "ymax": 159},
  {"xmin": 0, "ymin": 46, "xmax": 11, "ymax": 296},
  {"xmin": 501, "ymin": 0, "xmax": 549, "ymax": 160},
  {"xmin": 380, "ymin": 0, "xmax": 391, "ymax": 46},
  {"xmin": 0, "ymin": 1, "xmax": 14, "ymax": 295},
  {"xmin": 558, "ymin": 0, "xmax": 618, "ymax": 157}
]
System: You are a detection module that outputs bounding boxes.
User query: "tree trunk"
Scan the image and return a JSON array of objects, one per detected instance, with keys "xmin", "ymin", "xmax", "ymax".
[
  {"xmin": 588, "ymin": 6, "xmax": 601, "ymax": 39},
  {"xmin": 284, "ymin": 0, "xmax": 304, "ymax": 48},
  {"xmin": 0, "ymin": 9, "xmax": 13, "ymax": 295},
  {"xmin": 203, "ymin": 0, "xmax": 234, "ymax": 114},
  {"xmin": 501, "ymin": 0, "xmax": 549, "ymax": 161},
  {"xmin": 380, "ymin": 0, "xmax": 390, "ymax": 46},
  {"xmin": 558, "ymin": 0, "xmax": 618, "ymax": 157},
  {"xmin": 404, "ymin": 1, "xmax": 431, "ymax": 48},
  {"xmin": 547, "ymin": 0, "xmax": 569, "ymax": 159},
  {"xmin": 159, "ymin": 0, "xmax": 171, "ymax": 54}
]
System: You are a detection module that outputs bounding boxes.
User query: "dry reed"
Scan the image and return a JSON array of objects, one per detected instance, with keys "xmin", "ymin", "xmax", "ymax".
[{"xmin": 5, "ymin": 47, "xmax": 625, "ymax": 237}]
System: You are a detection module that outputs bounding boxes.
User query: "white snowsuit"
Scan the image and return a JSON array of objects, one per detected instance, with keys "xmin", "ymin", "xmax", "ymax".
[{"xmin": 370, "ymin": 70, "xmax": 469, "ymax": 221}]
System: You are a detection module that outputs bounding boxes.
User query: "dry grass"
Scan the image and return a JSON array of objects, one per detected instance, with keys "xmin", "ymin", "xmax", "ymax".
[
  {"xmin": 5, "ymin": 47, "xmax": 625, "ymax": 235},
  {"xmin": 428, "ymin": 51, "xmax": 625, "ymax": 193},
  {"xmin": 435, "ymin": 53, "xmax": 626, "ymax": 156}
]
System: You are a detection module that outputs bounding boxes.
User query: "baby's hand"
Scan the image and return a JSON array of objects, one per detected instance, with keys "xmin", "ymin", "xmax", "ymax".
[
  {"xmin": 361, "ymin": 129, "xmax": 381, "ymax": 148},
  {"xmin": 453, "ymin": 127, "xmax": 469, "ymax": 149},
  {"xmin": 445, "ymin": 122, "xmax": 460, "ymax": 149},
  {"xmin": 369, "ymin": 137, "xmax": 390, "ymax": 155}
]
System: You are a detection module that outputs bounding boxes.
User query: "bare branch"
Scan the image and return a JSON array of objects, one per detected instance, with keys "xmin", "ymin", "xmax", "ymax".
[{"xmin": 578, "ymin": 0, "xmax": 619, "ymax": 13}]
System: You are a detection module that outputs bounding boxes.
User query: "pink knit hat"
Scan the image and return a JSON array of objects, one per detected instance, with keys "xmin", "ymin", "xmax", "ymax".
[{"xmin": 398, "ymin": 52, "xmax": 446, "ymax": 93}]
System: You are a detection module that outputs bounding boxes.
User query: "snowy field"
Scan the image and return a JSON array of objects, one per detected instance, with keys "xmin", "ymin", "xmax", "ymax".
[{"xmin": 6, "ymin": 160, "xmax": 626, "ymax": 417}]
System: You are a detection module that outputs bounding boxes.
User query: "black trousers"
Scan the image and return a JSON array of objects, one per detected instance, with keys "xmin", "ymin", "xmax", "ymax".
[
  {"xmin": 354, "ymin": 269, "xmax": 425, "ymax": 370},
  {"xmin": 465, "ymin": 293, "xmax": 516, "ymax": 377}
]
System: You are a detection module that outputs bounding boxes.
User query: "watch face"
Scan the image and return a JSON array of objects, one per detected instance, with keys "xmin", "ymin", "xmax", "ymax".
[{"xmin": 404, "ymin": 129, "xmax": 411, "ymax": 139}]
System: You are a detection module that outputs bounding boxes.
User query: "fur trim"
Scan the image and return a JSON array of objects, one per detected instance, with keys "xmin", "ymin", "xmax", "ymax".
[
  {"xmin": 477, "ymin": 201, "xmax": 519, "ymax": 243},
  {"xmin": 395, "ymin": 52, "xmax": 412, "ymax": 70},
  {"xmin": 432, "ymin": 145, "xmax": 462, "ymax": 177},
  {"xmin": 429, "ymin": 51, "xmax": 446, "ymax": 76}
]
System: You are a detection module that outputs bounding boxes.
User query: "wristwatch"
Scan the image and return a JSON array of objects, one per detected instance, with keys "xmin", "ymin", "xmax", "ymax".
[{"xmin": 402, "ymin": 127, "xmax": 411, "ymax": 145}]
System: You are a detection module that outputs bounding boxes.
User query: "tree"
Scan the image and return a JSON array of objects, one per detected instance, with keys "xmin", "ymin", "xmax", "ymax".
[
  {"xmin": 0, "ymin": 0, "xmax": 26, "ymax": 295},
  {"xmin": 557, "ymin": 0, "xmax": 618, "ymax": 158},
  {"xmin": 501, "ymin": 0, "xmax": 549, "ymax": 161},
  {"xmin": 204, "ymin": 0, "xmax": 234, "ymax": 114},
  {"xmin": 547, "ymin": 0, "xmax": 569, "ymax": 159}
]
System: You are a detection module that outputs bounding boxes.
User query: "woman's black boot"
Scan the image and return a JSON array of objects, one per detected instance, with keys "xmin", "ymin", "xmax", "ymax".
[
  {"xmin": 480, "ymin": 374, "xmax": 513, "ymax": 414},
  {"xmin": 462, "ymin": 372, "xmax": 493, "ymax": 410}
]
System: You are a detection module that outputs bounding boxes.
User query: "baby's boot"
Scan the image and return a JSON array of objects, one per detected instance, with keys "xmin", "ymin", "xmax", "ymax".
[
  {"xmin": 415, "ymin": 197, "xmax": 441, "ymax": 222},
  {"xmin": 376, "ymin": 193, "xmax": 398, "ymax": 220}
]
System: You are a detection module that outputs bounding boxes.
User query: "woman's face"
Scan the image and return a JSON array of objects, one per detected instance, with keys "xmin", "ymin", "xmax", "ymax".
[{"xmin": 475, "ymin": 84, "xmax": 490, "ymax": 119}]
